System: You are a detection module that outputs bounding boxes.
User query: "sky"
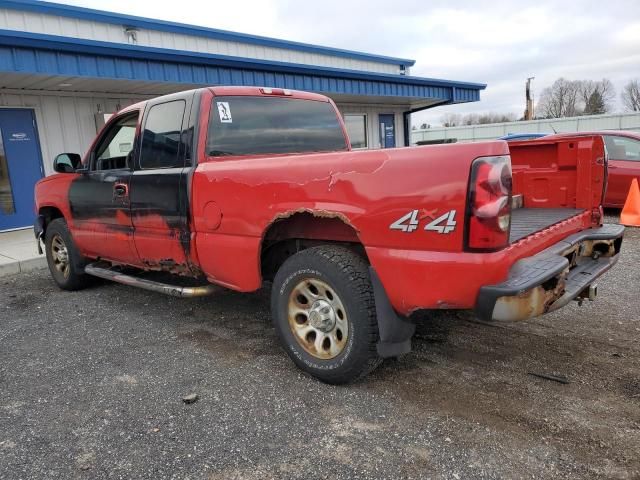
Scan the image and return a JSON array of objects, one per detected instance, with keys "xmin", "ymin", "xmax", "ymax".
[{"xmin": 58, "ymin": 0, "xmax": 640, "ymax": 126}]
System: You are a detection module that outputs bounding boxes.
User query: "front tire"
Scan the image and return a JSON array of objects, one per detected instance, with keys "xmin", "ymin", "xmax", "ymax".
[
  {"xmin": 44, "ymin": 218, "xmax": 88, "ymax": 291},
  {"xmin": 271, "ymin": 245, "xmax": 381, "ymax": 384}
]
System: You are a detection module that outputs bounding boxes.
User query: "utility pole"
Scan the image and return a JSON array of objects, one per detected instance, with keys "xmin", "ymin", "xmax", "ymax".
[{"xmin": 524, "ymin": 77, "xmax": 535, "ymax": 120}]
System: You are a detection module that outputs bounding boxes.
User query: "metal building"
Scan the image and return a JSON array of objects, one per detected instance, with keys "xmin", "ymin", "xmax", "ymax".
[{"xmin": 0, "ymin": 0, "xmax": 485, "ymax": 231}]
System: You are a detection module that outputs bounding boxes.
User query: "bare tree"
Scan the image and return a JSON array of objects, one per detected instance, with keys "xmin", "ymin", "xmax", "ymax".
[
  {"xmin": 441, "ymin": 112, "xmax": 518, "ymax": 127},
  {"xmin": 440, "ymin": 113, "xmax": 461, "ymax": 127},
  {"xmin": 462, "ymin": 113, "xmax": 479, "ymax": 126},
  {"xmin": 580, "ymin": 78, "xmax": 615, "ymax": 114},
  {"xmin": 462, "ymin": 112, "xmax": 516, "ymax": 125},
  {"xmin": 621, "ymin": 79, "xmax": 640, "ymax": 112},
  {"xmin": 536, "ymin": 78, "xmax": 581, "ymax": 118}
]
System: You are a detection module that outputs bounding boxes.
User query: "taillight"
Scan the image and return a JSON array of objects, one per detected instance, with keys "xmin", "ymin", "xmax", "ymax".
[{"xmin": 465, "ymin": 155, "xmax": 512, "ymax": 251}]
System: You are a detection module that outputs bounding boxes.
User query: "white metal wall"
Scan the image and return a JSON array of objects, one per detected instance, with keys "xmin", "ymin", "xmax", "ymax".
[
  {"xmin": 0, "ymin": 91, "xmax": 146, "ymax": 176},
  {"xmin": 412, "ymin": 112, "xmax": 640, "ymax": 144},
  {"xmin": 0, "ymin": 9, "xmax": 402, "ymax": 75},
  {"xmin": 336, "ymin": 103, "xmax": 407, "ymax": 149}
]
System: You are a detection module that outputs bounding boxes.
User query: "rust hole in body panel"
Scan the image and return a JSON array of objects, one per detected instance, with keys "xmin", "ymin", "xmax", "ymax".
[
  {"xmin": 141, "ymin": 258, "xmax": 201, "ymax": 277},
  {"xmin": 260, "ymin": 210, "xmax": 365, "ymax": 282},
  {"xmin": 268, "ymin": 208, "xmax": 357, "ymax": 232}
]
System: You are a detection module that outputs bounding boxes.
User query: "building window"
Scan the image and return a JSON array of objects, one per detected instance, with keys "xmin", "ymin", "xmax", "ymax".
[{"xmin": 344, "ymin": 115, "xmax": 368, "ymax": 149}]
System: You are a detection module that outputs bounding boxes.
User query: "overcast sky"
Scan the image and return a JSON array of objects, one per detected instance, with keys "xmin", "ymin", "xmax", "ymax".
[{"xmin": 58, "ymin": 0, "xmax": 640, "ymax": 126}]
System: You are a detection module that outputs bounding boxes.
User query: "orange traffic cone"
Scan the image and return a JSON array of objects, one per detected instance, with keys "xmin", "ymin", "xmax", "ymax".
[{"xmin": 620, "ymin": 178, "xmax": 640, "ymax": 227}]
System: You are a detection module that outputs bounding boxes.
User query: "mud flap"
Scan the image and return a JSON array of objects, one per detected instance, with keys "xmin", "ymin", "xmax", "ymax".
[
  {"xmin": 34, "ymin": 214, "xmax": 45, "ymax": 255},
  {"xmin": 369, "ymin": 267, "xmax": 416, "ymax": 358}
]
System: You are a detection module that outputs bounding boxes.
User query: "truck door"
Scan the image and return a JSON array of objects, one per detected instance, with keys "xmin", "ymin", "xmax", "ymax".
[
  {"xmin": 130, "ymin": 93, "xmax": 195, "ymax": 274},
  {"xmin": 68, "ymin": 110, "xmax": 140, "ymax": 264},
  {"xmin": 604, "ymin": 135, "xmax": 640, "ymax": 207}
]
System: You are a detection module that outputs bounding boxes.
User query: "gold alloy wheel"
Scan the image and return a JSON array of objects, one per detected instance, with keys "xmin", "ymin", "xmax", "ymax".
[
  {"xmin": 50, "ymin": 234, "xmax": 70, "ymax": 279},
  {"xmin": 287, "ymin": 277, "xmax": 349, "ymax": 360}
]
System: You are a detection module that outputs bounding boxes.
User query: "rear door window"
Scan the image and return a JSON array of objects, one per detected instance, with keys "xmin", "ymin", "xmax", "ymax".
[
  {"xmin": 206, "ymin": 96, "xmax": 347, "ymax": 157},
  {"xmin": 140, "ymin": 100, "xmax": 186, "ymax": 169}
]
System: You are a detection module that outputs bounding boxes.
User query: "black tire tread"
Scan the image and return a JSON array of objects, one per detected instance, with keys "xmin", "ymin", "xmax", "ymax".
[
  {"xmin": 272, "ymin": 245, "xmax": 381, "ymax": 384},
  {"xmin": 45, "ymin": 218, "xmax": 88, "ymax": 291},
  {"xmin": 313, "ymin": 246, "xmax": 381, "ymax": 382}
]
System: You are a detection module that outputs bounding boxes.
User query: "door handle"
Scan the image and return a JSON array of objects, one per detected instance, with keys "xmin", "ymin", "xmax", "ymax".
[{"xmin": 113, "ymin": 183, "xmax": 128, "ymax": 197}]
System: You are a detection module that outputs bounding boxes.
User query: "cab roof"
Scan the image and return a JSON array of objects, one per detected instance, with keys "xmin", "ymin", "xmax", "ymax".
[{"xmin": 117, "ymin": 86, "xmax": 331, "ymax": 116}]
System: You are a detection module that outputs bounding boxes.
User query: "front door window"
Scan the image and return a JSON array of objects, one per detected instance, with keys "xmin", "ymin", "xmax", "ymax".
[{"xmin": 94, "ymin": 115, "xmax": 137, "ymax": 171}]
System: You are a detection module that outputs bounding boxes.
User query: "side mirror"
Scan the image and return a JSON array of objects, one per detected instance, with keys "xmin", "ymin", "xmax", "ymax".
[{"xmin": 53, "ymin": 153, "xmax": 82, "ymax": 173}]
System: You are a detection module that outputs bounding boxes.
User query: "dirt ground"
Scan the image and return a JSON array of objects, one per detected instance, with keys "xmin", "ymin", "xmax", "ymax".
[{"xmin": 1, "ymin": 218, "xmax": 638, "ymax": 479}]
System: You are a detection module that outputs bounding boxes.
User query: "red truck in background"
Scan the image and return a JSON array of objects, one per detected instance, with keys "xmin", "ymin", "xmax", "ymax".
[
  {"xmin": 34, "ymin": 86, "xmax": 624, "ymax": 383},
  {"xmin": 536, "ymin": 131, "xmax": 640, "ymax": 208}
]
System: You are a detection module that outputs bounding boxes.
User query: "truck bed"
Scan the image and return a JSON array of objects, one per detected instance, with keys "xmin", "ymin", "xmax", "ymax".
[{"xmin": 509, "ymin": 208, "xmax": 585, "ymax": 243}]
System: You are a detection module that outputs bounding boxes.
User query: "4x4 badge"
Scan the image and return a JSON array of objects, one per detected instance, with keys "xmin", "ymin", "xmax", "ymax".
[{"xmin": 390, "ymin": 209, "xmax": 457, "ymax": 234}]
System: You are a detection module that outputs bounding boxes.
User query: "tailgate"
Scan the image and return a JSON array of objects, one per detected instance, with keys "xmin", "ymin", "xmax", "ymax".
[{"xmin": 508, "ymin": 135, "xmax": 607, "ymax": 226}]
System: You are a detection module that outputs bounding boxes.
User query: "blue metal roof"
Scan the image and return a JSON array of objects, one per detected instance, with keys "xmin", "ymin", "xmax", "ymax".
[
  {"xmin": 0, "ymin": 0, "xmax": 416, "ymax": 67},
  {"xmin": 0, "ymin": 30, "xmax": 485, "ymax": 103}
]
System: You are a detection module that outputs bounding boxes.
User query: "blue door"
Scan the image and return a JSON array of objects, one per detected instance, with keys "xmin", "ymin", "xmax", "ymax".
[
  {"xmin": 379, "ymin": 114, "xmax": 396, "ymax": 149},
  {"xmin": 0, "ymin": 109, "xmax": 44, "ymax": 231}
]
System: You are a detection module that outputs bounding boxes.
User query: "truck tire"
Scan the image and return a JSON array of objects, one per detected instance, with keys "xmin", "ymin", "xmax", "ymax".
[
  {"xmin": 44, "ymin": 218, "xmax": 88, "ymax": 291},
  {"xmin": 271, "ymin": 245, "xmax": 381, "ymax": 384}
]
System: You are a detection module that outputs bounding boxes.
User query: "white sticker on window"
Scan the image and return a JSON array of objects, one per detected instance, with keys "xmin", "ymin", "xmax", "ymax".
[{"xmin": 217, "ymin": 102, "xmax": 232, "ymax": 123}]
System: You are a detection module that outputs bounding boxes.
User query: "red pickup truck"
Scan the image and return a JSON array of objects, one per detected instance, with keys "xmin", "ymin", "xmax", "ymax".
[{"xmin": 34, "ymin": 86, "xmax": 624, "ymax": 383}]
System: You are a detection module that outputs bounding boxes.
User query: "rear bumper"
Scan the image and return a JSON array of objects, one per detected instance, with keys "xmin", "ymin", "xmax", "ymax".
[{"xmin": 475, "ymin": 224, "xmax": 624, "ymax": 321}]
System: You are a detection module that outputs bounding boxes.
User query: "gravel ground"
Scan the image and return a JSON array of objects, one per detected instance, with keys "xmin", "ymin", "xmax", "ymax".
[{"xmin": 1, "ymin": 217, "xmax": 638, "ymax": 479}]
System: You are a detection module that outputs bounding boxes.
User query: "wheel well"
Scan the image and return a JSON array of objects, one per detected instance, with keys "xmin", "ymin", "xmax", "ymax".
[
  {"xmin": 39, "ymin": 206, "xmax": 64, "ymax": 234},
  {"xmin": 260, "ymin": 212, "xmax": 368, "ymax": 281}
]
